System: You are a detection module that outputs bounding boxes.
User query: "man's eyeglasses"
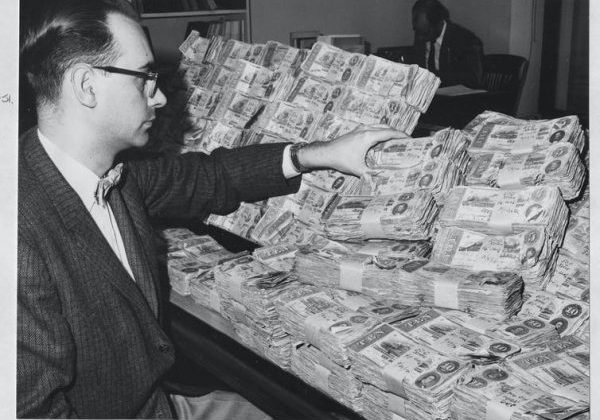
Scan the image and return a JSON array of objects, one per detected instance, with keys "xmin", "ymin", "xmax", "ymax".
[{"xmin": 93, "ymin": 66, "xmax": 159, "ymax": 98}]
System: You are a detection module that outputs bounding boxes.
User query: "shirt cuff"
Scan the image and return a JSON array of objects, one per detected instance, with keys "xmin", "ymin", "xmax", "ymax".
[{"xmin": 282, "ymin": 144, "xmax": 301, "ymax": 178}]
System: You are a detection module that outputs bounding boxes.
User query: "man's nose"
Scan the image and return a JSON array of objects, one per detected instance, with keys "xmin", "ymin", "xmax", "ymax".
[{"xmin": 150, "ymin": 87, "xmax": 167, "ymax": 108}]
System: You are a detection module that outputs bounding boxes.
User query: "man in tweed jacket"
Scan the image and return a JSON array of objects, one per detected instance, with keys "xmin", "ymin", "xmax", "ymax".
[{"xmin": 18, "ymin": 0, "xmax": 399, "ymax": 417}]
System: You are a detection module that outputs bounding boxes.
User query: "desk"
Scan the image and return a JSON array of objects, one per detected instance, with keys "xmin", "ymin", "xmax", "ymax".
[
  {"xmin": 420, "ymin": 89, "xmax": 507, "ymax": 129},
  {"xmin": 168, "ymin": 291, "xmax": 367, "ymax": 420}
]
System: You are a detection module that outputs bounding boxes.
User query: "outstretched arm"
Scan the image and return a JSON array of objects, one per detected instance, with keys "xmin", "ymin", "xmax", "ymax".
[{"xmin": 295, "ymin": 125, "xmax": 406, "ymax": 176}]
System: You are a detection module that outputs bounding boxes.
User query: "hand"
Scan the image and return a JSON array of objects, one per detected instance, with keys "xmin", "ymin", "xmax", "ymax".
[{"xmin": 298, "ymin": 125, "xmax": 408, "ymax": 177}]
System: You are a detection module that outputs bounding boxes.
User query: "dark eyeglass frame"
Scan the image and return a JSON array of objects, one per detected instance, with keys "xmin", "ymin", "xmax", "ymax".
[{"xmin": 93, "ymin": 66, "xmax": 159, "ymax": 98}]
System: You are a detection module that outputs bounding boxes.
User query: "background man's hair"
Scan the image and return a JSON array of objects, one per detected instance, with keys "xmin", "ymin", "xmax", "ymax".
[
  {"xmin": 412, "ymin": 0, "xmax": 450, "ymax": 25},
  {"xmin": 20, "ymin": 0, "xmax": 139, "ymax": 106}
]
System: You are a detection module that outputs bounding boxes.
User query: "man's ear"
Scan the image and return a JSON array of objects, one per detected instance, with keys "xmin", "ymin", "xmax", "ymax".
[{"xmin": 69, "ymin": 64, "xmax": 97, "ymax": 108}]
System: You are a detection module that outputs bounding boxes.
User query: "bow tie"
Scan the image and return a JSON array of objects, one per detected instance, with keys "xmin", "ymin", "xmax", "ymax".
[{"xmin": 94, "ymin": 163, "xmax": 124, "ymax": 207}]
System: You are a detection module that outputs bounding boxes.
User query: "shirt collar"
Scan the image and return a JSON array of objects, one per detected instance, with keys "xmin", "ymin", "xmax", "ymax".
[
  {"xmin": 37, "ymin": 129, "xmax": 101, "ymax": 211},
  {"xmin": 436, "ymin": 20, "xmax": 447, "ymax": 46}
]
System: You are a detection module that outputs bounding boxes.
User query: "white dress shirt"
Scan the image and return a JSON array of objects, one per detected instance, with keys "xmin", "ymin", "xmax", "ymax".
[
  {"xmin": 38, "ymin": 130, "xmax": 136, "ymax": 280},
  {"xmin": 425, "ymin": 20, "xmax": 447, "ymax": 72}
]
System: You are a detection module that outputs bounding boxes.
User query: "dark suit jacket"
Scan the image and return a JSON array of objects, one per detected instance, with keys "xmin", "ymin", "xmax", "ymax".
[
  {"xmin": 413, "ymin": 21, "xmax": 484, "ymax": 88},
  {"xmin": 17, "ymin": 128, "xmax": 300, "ymax": 418}
]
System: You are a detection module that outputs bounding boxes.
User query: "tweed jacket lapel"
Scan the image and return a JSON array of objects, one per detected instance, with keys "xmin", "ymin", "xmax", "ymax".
[
  {"xmin": 107, "ymin": 187, "xmax": 160, "ymax": 316},
  {"xmin": 21, "ymin": 130, "xmax": 157, "ymax": 316}
]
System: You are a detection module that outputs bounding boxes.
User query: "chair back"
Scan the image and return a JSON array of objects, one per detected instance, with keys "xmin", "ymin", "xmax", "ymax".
[{"xmin": 482, "ymin": 54, "xmax": 528, "ymax": 114}]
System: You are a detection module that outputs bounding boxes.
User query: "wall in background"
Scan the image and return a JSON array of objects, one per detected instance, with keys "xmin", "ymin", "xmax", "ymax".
[
  {"xmin": 144, "ymin": 0, "xmax": 548, "ymax": 117},
  {"xmin": 249, "ymin": 0, "xmax": 513, "ymax": 53}
]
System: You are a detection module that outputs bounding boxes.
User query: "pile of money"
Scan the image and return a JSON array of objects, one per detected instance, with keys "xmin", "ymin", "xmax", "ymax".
[
  {"xmin": 538, "ymin": 335, "xmax": 589, "ymax": 375},
  {"xmin": 206, "ymin": 202, "xmax": 264, "ymax": 242},
  {"xmin": 542, "ymin": 252, "xmax": 589, "ymax": 302},
  {"xmin": 213, "ymin": 254, "xmax": 297, "ymax": 367},
  {"xmin": 162, "ymin": 228, "xmax": 240, "ymax": 295},
  {"xmin": 431, "ymin": 226, "xmax": 558, "ymax": 286},
  {"xmin": 342, "ymin": 239, "xmax": 431, "ymax": 260},
  {"xmin": 517, "ymin": 290, "xmax": 589, "ymax": 338},
  {"xmin": 465, "ymin": 142, "xmax": 586, "ymax": 200},
  {"xmin": 439, "ymin": 185, "xmax": 569, "ymax": 244},
  {"xmin": 560, "ymin": 201, "xmax": 590, "ymax": 264},
  {"xmin": 442, "ymin": 309, "xmax": 560, "ymax": 348},
  {"xmin": 323, "ymin": 191, "xmax": 438, "ymax": 241},
  {"xmin": 294, "ymin": 249, "xmax": 523, "ymax": 318},
  {"xmin": 256, "ymin": 40, "xmax": 307, "ymax": 72},
  {"xmin": 251, "ymin": 242, "xmax": 299, "ymax": 272},
  {"xmin": 348, "ymin": 323, "xmax": 467, "ymax": 419},
  {"xmin": 358, "ymin": 382, "xmax": 432, "ymax": 420},
  {"xmin": 366, "ymin": 128, "xmax": 470, "ymax": 172},
  {"xmin": 307, "ymin": 112, "xmax": 362, "ymax": 142},
  {"xmin": 506, "ymin": 349, "xmax": 590, "ymax": 404},
  {"xmin": 188, "ymin": 272, "xmax": 222, "ymax": 313},
  {"xmin": 290, "ymin": 342, "xmax": 363, "ymax": 410},
  {"xmin": 452, "ymin": 364, "xmax": 588, "ymax": 420},
  {"xmin": 182, "ymin": 120, "xmax": 244, "ymax": 154},
  {"xmin": 359, "ymin": 158, "xmax": 465, "ymax": 204},
  {"xmin": 463, "ymin": 111, "xmax": 586, "ymax": 154},
  {"xmin": 352, "ymin": 54, "xmax": 439, "ymax": 112},
  {"xmin": 402, "ymin": 262, "xmax": 524, "ymax": 319},
  {"xmin": 391, "ymin": 309, "xmax": 520, "ymax": 362}
]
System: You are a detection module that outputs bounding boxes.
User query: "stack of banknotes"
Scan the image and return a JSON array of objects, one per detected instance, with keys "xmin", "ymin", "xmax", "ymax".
[
  {"xmin": 430, "ymin": 225, "xmax": 559, "ymax": 287},
  {"xmin": 323, "ymin": 191, "xmax": 438, "ymax": 241},
  {"xmin": 462, "ymin": 111, "xmax": 586, "ymax": 154},
  {"xmin": 294, "ymin": 248, "xmax": 523, "ymax": 318},
  {"xmin": 347, "ymin": 322, "xmax": 467, "ymax": 420},
  {"xmin": 290, "ymin": 342, "xmax": 363, "ymax": 410},
  {"xmin": 452, "ymin": 364, "xmax": 588, "ymax": 420},
  {"xmin": 213, "ymin": 254, "xmax": 297, "ymax": 367},
  {"xmin": 465, "ymin": 142, "xmax": 586, "ymax": 200},
  {"xmin": 439, "ymin": 185, "xmax": 569, "ymax": 245}
]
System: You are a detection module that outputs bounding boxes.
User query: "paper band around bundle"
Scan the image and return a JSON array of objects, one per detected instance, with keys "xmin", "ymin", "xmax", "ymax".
[
  {"xmin": 314, "ymin": 364, "xmax": 331, "ymax": 390},
  {"xmin": 485, "ymin": 399, "xmax": 516, "ymax": 420},
  {"xmin": 339, "ymin": 257, "xmax": 366, "ymax": 292},
  {"xmin": 229, "ymin": 276, "xmax": 245, "ymax": 302},
  {"xmin": 304, "ymin": 313, "xmax": 335, "ymax": 348},
  {"xmin": 382, "ymin": 364, "xmax": 408, "ymax": 398},
  {"xmin": 209, "ymin": 289, "xmax": 221, "ymax": 312},
  {"xmin": 360, "ymin": 205, "xmax": 386, "ymax": 237},
  {"xmin": 388, "ymin": 393, "xmax": 408, "ymax": 418},
  {"xmin": 433, "ymin": 277, "xmax": 460, "ymax": 309}
]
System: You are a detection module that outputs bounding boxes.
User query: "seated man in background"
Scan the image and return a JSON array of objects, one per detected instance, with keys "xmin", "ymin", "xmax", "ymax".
[
  {"xmin": 410, "ymin": 0, "xmax": 484, "ymax": 88},
  {"xmin": 18, "ymin": 0, "xmax": 401, "ymax": 418}
]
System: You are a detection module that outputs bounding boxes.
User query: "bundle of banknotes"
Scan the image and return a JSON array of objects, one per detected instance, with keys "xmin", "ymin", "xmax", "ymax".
[
  {"xmin": 463, "ymin": 110, "xmax": 586, "ymax": 154},
  {"xmin": 347, "ymin": 322, "xmax": 467, "ymax": 420},
  {"xmin": 323, "ymin": 191, "xmax": 438, "ymax": 241},
  {"xmin": 465, "ymin": 141, "xmax": 586, "ymax": 200},
  {"xmin": 452, "ymin": 364, "xmax": 588, "ymax": 420},
  {"xmin": 162, "ymin": 228, "xmax": 240, "ymax": 295},
  {"xmin": 430, "ymin": 225, "xmax": 559, "ymax": 286},
  {"xmin": 366, "ymin": 128, "xmax": 470, "ymax": 172},
  {"xmin": 213, "ymin": 254, "xmax": 297, "ymax": 366},
  {"xmin": 439, "ymin": 185, "xmax": 569, "ymax": 244},
  {"xmin": 359, "ymin": 158, "xmax": 465, "ymax": 204},
  {"xmin": 294, "ymin": 249, "xmax": 523, "ymax": 319},
  {"xmin": 290, "ymin": 342, "xmax": 363, "ymax": 410}
]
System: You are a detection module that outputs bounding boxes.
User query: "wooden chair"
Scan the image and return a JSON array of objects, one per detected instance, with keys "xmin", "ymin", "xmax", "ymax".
[{"xmin": 481, "ymin": 54, "xmax": 528, "ymax": 115}]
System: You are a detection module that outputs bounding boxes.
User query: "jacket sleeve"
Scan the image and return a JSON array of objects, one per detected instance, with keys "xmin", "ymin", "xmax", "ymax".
[
  {"xmin": 17, "ymin": 234, "xmax": 79, "ymax": 418},
  {"xmin": 127, "ymin": 142, "xmax": 301, "ymax": 221},
  {"xmin": 444, "ymin": 29, "xmax": 484, "ymax": 88}
]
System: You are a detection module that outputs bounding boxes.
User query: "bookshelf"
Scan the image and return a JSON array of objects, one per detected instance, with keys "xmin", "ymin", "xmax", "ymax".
[{"xmin": 138, "ymin": 0, "xmax": 250, "ymax": 64}]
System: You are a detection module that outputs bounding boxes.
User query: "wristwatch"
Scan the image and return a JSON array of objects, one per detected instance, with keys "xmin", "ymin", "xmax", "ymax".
[{"xmin": 290, "ymin": 143, "xmax": 310, "ymax": 173}]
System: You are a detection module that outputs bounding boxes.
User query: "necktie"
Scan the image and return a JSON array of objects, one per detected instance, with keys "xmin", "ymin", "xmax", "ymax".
[
  {"xmin": 95, "ymin": 163, "xmax": 123, "ymax": 207},
  {"xmin": 428, "ymin": 41, "xmax": 436, "ymax": 73}
]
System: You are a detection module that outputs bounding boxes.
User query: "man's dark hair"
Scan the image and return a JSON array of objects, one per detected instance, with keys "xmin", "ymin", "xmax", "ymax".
[
  {"xmin": 412, "ymin": 0, "xmax": 450, "ymax": 25},
  {"xmin": 20, "ymin": 0, "xmax": 139, "ymax": 106}
]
